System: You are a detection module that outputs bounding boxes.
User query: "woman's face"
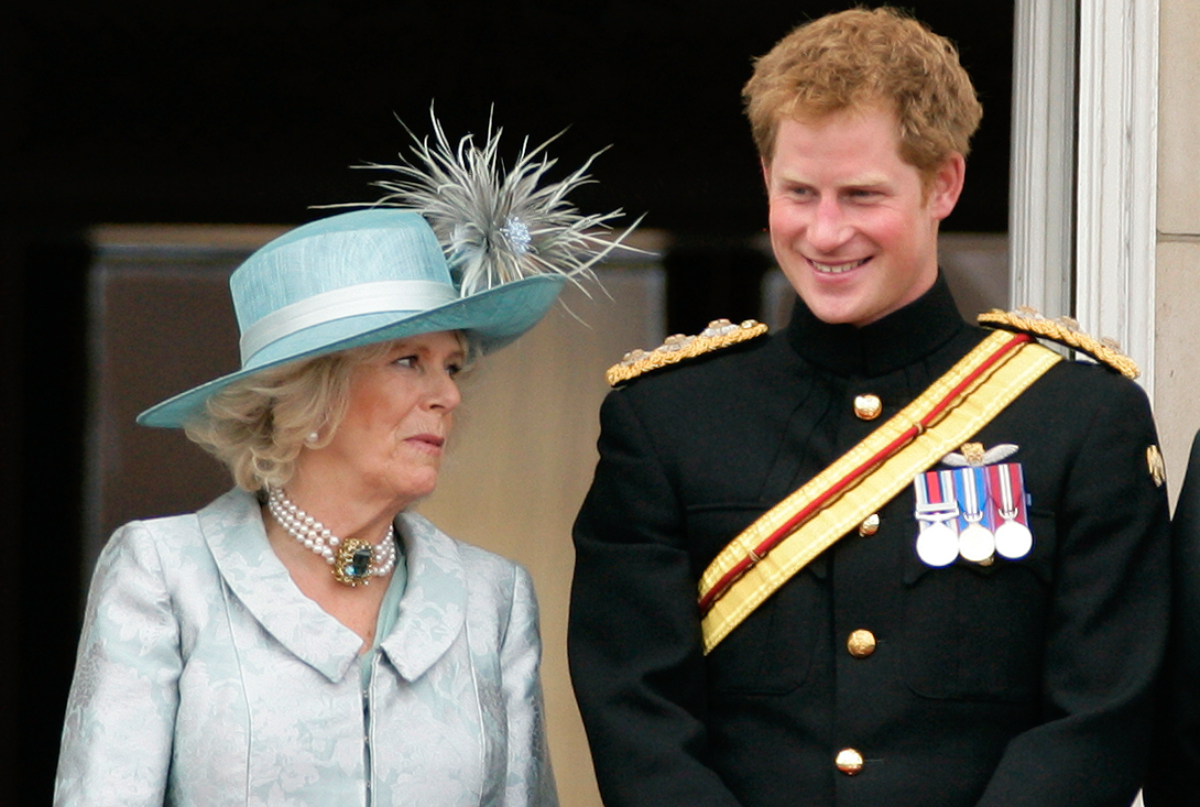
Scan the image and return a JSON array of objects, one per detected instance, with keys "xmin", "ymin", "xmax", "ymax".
[{"xmin": 300, "ymin": 331, "xmax": 465, "ymax": 510}]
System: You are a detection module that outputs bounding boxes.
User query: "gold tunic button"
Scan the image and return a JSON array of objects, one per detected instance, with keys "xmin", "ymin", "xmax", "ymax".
[
  {"xmin": 854, "ymin": 394, "xmax": 882, "ymax": 421},
  {"xmin": 847, "ymin": 629, "xmax": 877, "ymax": 658},
  {"xmin": 858, "ymin": 514, "xmax": 880, "ymax": 536},
  {"xmin": 836, "ymin": 748, "xmax": 864, "ymax": 775}
]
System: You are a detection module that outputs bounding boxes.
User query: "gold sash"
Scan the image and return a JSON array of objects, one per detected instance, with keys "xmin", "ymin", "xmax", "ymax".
[{"xmin": 699, "ymin": 330, "xmax": 1060, "ymax": 653}]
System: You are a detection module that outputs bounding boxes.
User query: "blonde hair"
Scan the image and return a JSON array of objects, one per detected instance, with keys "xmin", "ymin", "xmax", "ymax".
[
  {"xmin": 743, "ymin": 6, "xmax": 983, "ymax": 181},
  {"xmin": 183, "ymin": 341, "xmax": 399, "ymax": 492}
]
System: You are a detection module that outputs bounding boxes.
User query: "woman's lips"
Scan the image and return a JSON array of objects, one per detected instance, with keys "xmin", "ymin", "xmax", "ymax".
[{"xmin": 406, "ymin": 433, "xmax": 445, "ymax": 452}]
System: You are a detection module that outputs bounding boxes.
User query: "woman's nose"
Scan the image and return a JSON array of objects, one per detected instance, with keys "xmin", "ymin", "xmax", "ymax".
[{"xmin": 426, "ymin": 369, "xmax": 461, "ymax": 412}]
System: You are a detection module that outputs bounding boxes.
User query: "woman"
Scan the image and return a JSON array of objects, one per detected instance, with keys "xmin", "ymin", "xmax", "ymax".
[{"xmin": 54, "ymin": 119, "xmax": 632, "ymax": 807}]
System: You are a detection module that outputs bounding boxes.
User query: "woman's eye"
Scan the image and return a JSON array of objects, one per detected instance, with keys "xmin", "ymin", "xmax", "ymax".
[{"xmin": 393, "ymin": 356, "xmax": 417, "ymax": 368}]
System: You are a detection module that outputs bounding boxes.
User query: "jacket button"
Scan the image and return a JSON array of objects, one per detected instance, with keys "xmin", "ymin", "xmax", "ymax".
[
  {"xmin": 836, "ymin": 748, "xmax": 865, "ymax": 775},
  {"xmin": 847, "ymin": 629, "xmax": 877, "ymax": 658},
  {"xmin": 858, "ymin": 514, "xmax": 880, "ymax": 536},
  {"xmin": 854, "ymin": 394, "xmax": 882, "ymax": 420}
]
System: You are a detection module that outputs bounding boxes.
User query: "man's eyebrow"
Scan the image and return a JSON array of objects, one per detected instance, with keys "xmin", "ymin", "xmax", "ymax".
[{"xmin": 840, "ymin": 174, "xmax": 890, "ymax": 187}]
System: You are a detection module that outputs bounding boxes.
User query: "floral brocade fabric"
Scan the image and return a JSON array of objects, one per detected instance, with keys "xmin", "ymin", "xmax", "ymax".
[{"xmin": 54, "ymin": 489, "xmax": 556, "ymax": 807}]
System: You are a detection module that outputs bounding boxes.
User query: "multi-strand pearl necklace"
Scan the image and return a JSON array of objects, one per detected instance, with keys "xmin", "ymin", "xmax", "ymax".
[{"xmin": 266, "ymin": 487, "xmax": 396, "ymax": 587}]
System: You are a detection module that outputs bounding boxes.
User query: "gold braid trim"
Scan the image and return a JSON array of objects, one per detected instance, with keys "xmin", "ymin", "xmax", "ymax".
[
  {"xmin": 606, "ymin": 319, "xmax": 769, "ymax": 387},
  {"xmin": 977, "ymin": 307, "xmax": 1139, "ymax": 379}
]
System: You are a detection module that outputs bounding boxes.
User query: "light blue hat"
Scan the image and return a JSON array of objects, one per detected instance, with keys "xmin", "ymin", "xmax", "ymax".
[
  {"xmin": 137, "ymin": 113, "xmax": 636, "ymax": 429},
  {"xmin": 137, "ymin": 209, "xmax": 565, "ymax": 428}
]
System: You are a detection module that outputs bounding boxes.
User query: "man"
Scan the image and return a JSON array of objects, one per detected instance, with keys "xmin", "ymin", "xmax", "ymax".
[
  {"xmin": 568, "ymin": 8, "xmax": 1169, "ymax": 807},
  {"xmin": 1145, "ymin": 430, "xmax": 1200, "ymax": 806}
]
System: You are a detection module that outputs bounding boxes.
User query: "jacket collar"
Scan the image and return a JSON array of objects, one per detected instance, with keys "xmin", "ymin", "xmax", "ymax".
[
  {"xmin": 379, "ymin": 511, "xmax": 467, "ymax": 682},
  {"xmin": 200, "ymin": 490, "xmax": 466, "ymax": 684},
  {"xmin": 784, "ymin": 273, "xmax": 966, "ymax": 378}
]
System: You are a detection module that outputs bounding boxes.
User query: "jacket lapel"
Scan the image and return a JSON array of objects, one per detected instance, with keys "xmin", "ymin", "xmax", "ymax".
[
  {"xmin": 381, "ymin": 511, "xmax": 468, "ymax": 682},
  {"xmin": 200, "ymin": 489, "xmax": 363, "ymax": 683}
]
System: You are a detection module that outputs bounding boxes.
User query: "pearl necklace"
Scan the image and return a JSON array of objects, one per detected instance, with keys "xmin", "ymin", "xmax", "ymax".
[{"xmin": 266, "ymin": 487, "xmax": 397, "ymax": 587}]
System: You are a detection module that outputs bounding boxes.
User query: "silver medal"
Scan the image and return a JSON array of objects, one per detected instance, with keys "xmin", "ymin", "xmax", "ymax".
[
  {"xmin": 994, "ymin": 519, "xmax": 1033, "ymax": 559},
  {"xmin": 956, "ymin": 467, "xmax": 994, "ymax": 563},
  {"xmin": 994, "ymin": 461, "xmax": 1033, "ymax": 560},
  {"xmin": 914, "ymin": 470, "xmax": 960, "ymax": 568},
  {"xmin": 958, "ymin": 523, "xmax": 995, "ymax": 563},
  {"xmin": 916, "ymin": 521, "xmax": 959, "ymax": 567}
]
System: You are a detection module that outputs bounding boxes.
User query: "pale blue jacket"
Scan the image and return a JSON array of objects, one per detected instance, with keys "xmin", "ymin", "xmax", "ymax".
[{"xmin": 54, "ymin": 488, "xmax": 556, "ymax": 807}]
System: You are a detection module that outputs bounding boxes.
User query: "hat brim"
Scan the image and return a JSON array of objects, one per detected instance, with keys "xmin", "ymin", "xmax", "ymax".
[{"xmin": 137, "ymin": 273, "xmax": 566, "ymax": 428}]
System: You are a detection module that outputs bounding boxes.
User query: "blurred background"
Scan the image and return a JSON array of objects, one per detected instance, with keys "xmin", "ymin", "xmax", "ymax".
[{"xmin": 2, "ymin": 2, "xmax": 1014, "ymax": 804}]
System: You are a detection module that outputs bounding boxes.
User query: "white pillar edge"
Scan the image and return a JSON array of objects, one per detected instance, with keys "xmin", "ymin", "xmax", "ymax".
[
  {"xmin": 1074, "ymin": 0, "xmax": 1159, "ymax": 399},
  {"xmin": 1008, "ymin": 0, "xmax": 1076, "ymax": 320}
]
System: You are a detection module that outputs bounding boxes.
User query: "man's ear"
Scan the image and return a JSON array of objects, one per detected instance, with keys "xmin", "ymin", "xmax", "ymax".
[{"xmin": 928, "ymin": 152, "xmax": 966, "ymax": 221}]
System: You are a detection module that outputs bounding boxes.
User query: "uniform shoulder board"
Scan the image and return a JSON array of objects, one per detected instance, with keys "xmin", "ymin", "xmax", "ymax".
[
  {"xmin": 606, "ymin": 319, "xmax": 769, "ymax": 387},
  {"xmin": 977, "ymin": 307, "xmax": 1139, "ymax": 379}
]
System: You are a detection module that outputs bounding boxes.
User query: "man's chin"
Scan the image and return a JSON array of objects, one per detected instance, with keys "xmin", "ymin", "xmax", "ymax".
[{"xmin": 799, "ymin": 295, "xmax": 875, "ymax": 328}]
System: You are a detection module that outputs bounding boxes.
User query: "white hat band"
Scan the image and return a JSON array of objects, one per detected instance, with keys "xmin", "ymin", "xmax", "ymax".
[{"xmin": 239, "ymin": 279, "xmax": 459, "ymax": 364}]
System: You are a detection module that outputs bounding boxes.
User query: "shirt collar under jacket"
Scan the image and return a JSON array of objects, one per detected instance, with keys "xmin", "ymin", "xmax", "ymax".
[{"xmin": 785, "ymin": 271, "xmax": 967, "ymax": 378}]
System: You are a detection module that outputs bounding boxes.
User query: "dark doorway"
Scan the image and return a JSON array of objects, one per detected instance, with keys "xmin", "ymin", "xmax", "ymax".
[{"xmin": 4, "ymin": 3, "xmax": 1014, "ymax": 803}]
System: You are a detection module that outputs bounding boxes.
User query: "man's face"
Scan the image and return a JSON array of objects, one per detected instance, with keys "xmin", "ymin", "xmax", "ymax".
[{"xmin": 763, "ymin": 105, "xmax": 964, "ymax": 328}]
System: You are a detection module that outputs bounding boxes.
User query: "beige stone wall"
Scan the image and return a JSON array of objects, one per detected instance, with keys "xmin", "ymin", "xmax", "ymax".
[
  {"xmin": 416, "ymin": 268, "xmax": 664, "ymax": 807},
  {"xmin": 1155, "ymin": 0, "xmax": 1200, "ymax": 501}
]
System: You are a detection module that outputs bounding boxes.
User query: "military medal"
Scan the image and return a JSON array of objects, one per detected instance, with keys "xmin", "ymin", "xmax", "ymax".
[
  {"xmin": 956, "ymin": 466, "xmax": 995, "ymax": 563},
  {"xmin": 917, "ymin": 520, "xmax": 959, "ymax": 567},
  {"xmin": 915, "ymin": 445, "xmax": 1035, "ymax": 568},
  {"xmin": 990, "ymin": 462, "xmax": 1033, "ymax": 560},
  {"xmin": 914, "ymin": 470, "xmax": 960, "ymax": 567}
]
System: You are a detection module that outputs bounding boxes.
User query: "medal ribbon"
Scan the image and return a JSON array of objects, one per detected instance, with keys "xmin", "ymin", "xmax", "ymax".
[
  {"xmin": 989, "ymin": 461, "xmax": 1033, "ymax": 559},
  {"xmin": 990, "ymin": 462, "xmax": 1027, "ymax": 522},
  {"xmin": 914, "ymin": 471, "xmax": 959, "ymax": 526},
  {"xmin": 698, "ymin": 330, "xmax": 1060, "ymax": 654},
  {"xmin": 957, "ymin": 468, "xmax": 984, "ymax": 527}
]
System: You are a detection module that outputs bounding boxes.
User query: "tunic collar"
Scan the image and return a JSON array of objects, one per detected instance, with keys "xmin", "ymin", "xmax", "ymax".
[{"xmin": 784, "ymin": 273, "xmax": 966, "ymax": 378}]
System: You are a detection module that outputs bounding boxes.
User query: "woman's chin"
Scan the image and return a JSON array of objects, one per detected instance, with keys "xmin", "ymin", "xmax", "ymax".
[{"xmin": 393, "ymin": 474, "xmax": 442, "ymax": 508}]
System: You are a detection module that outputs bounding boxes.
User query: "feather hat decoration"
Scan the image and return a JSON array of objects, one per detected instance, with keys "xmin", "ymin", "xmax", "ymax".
[
  {"xmin": 137, "ymin": 110, "xmax": 639, "ymax": 429},
  {"xmin": 358, "ymin": 108, "xmax": 641, "ymax": 296}
]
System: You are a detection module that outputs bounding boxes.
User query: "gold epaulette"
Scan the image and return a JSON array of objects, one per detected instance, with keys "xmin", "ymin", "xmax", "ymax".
[
  {"xmin": 977, "ymin": 306, "xmax": 1139, "ymax": 379},
  {"xmin": 606, "ymin": 319, "xmax": 769, "ymax": 387}
]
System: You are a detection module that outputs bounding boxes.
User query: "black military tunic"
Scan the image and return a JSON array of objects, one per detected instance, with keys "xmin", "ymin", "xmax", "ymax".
[
  {"xmin": 569, "ymin": 277, "xmax": 1169, "ymax": 807},
  {"xmin": 1145, "ymin": 430, "xmax": 1200, "ymax": 806}
]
